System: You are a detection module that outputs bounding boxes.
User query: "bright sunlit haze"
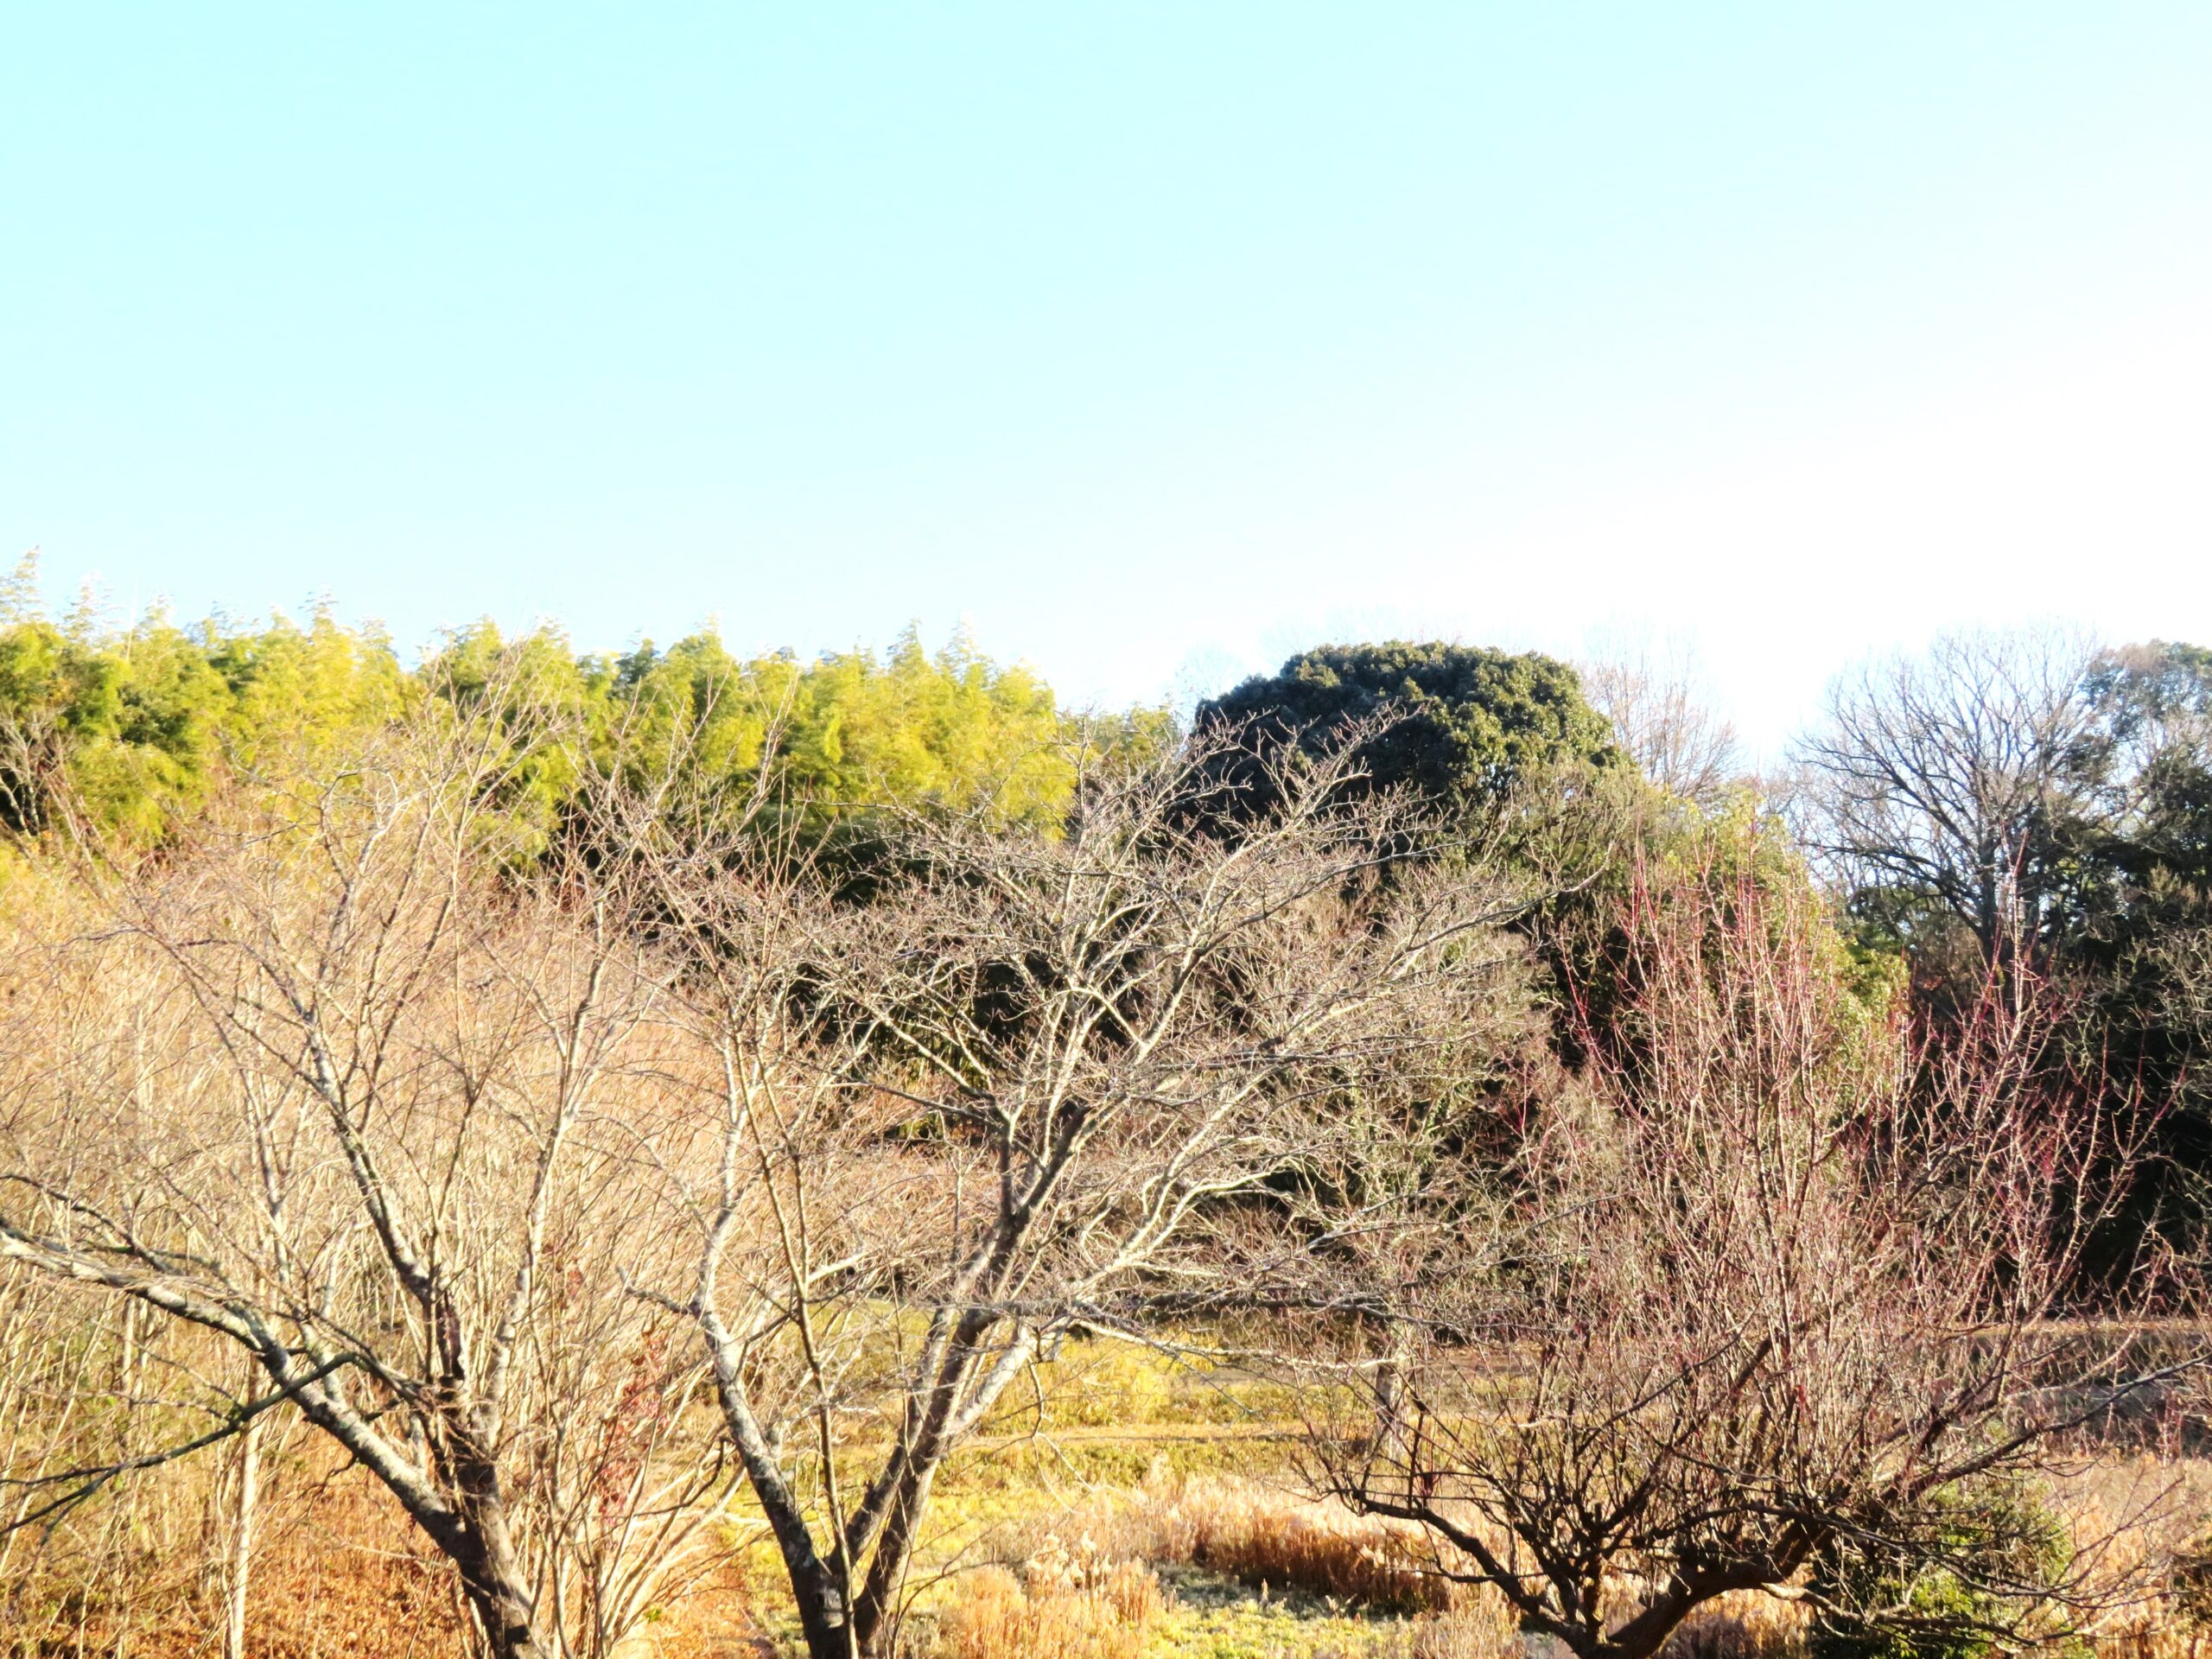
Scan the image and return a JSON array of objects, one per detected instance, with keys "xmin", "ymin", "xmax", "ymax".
[{"xmin": 6, "ymin": 3, "xmax": 2210, "ymax": 753}]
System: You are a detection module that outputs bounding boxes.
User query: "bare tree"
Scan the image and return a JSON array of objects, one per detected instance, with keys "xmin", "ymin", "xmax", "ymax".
[
  {"xmin": 1311, "ymin": 856, "xmax": 2189, "ymax": 1659},
  {"xmin": 1579, "ymin": 645, "xmax": 1742, "ymax": 809},
  {"xmin": 0, "ymin": 681, "xmax": 731, "ymax": 1659},
  {"xmin": 631, "ymin": 725, "xmax": 1530, "ymax": 1659},
  {"xmin": 1791, "ymin": 627, "xmax": 2099, "ymax": 971}
]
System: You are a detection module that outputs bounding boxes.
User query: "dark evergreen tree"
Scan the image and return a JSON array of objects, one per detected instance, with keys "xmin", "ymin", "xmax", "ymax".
[{"xmin": 1195, "ymin": 640, "xmax": 1620, "ymax": 820}]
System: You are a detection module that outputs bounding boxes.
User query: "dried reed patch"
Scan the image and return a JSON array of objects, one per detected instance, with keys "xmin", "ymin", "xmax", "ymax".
[
  {"xmin": 1164, "ymin": 1479, "xmax": 1454, "ymax": 1614},
  {"xmin": 934, "ymin": 1535, "xmax": 1164, "ymax": 1659},
  {"xmin": 1656, "ymin": 1591, "xmax": 1815, "ymax": 1659},
  {"xmin": 1382, "ymin": 1602, "xmax": 1521, "ymax": 1658},
  {"xmin": 0, "ymin": 1468, "xmax": 472, "ymax": 1659},
  {"xmin": 1017, "ymin": 1471, "xmax": 1479, "ymax": 1617}
]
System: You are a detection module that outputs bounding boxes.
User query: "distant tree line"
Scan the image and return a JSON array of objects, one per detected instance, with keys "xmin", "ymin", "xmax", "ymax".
[{"xmin": 0, "ymin": 557, "xmax": 1161, "ymax": 855}]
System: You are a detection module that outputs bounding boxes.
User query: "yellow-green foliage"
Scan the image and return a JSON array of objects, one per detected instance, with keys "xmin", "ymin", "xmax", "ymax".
[
  {"xmin": 0, "ymin": 566, "xmax": 1141, "ymax": 853},
  {"xmin": 1659, "ymin": 793, "xmax": 1910, "ymax": 1036},
  {"xmin": 781, "ymin": 626, "xmax": 1070, "ymax": 827},
  {"xmin": 208, "ymin": 609, "xmax": 410, "ymax": 767},
  {"xmin": 601, "ymin": 624, "xmax": 1082, "ymax": 837},
  {"xmin": 0, "ymin": 561, "xmax": 416, "ymax": 842},
  {"xmin": 0, "ymin": 610, "xmax": 341, "ymax": 839}
]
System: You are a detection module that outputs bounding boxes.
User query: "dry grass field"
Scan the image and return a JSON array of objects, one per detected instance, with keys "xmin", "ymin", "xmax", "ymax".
[{"xmin": 10, "ymin": 1337, "xmax": 2211, "ymax": 1659}]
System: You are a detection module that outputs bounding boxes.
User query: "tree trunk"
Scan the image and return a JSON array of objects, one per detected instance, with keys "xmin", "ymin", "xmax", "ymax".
[
  {"xmin": 220, "ymin": 1409, "xmax": 263, "ymax": 1659},
  {"xmin": 458, "ymin": 1548, "xmax": 553, "ymax": 1659},
  {"xmin": 444, "ymin": 1470, "xmax": 554, "ymax": 1659},
  {"xmin": 851, "ymin": 1460, "xmax": 941, "ymax": 1658},
  {"xmin": 271, "ymin": 1378, "xmax": 557, "ymax": 1659},
  {"xmin": 743, "ymin": 1472, "xmax": 853, "ymax": 1659},
  {"xmin": 699, "ymin": 1308, "xmax": 860, "ymax": 1658},
  {"xmin": 785, "ymin": 1557, "xmax": 857, "ymax": 1659},
  {"xmin": 1370, "ymin": 1325, "xmax": 1413, "ymax": 1471}
]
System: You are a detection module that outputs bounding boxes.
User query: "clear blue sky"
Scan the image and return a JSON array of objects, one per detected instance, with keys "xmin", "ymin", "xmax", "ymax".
[{"xmin": 5, "ymin": 3, "xmax": 2209, "ymax": 751}]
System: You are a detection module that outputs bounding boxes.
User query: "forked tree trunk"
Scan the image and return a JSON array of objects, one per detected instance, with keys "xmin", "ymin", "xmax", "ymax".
[
  {"xmin": 849, "ymin": 1318, "xmax": 1034, "ymax": 1656},
  {"xmin": 699, "ymin": 1313, "xmax": 857, "ymax": 1659},
  {"xmin": 264, "ymin": 1376, "xmax": 557, "ymax": 1659}
]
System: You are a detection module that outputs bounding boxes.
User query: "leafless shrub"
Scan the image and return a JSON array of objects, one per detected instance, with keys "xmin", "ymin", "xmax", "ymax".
[{"xmin": 1312, "ymin": 850, "xmax": 2196, "ymax": 1659}]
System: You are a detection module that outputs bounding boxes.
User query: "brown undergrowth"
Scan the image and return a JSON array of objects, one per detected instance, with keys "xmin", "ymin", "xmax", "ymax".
[
  {"xmin": 918, "ymin": 1459, "xmax": 2212, "ymax": 1659},
  {"xmin": 5, "ymin": 1359, "xmax": 2209, "ymax": 1657},
  {"xmin": 3, "ymin": 1471, "xmax": 467, "ymax": 1659},
  {"xmin": 935, "ymin": 1535, "xmax": 1166, "ymax": 1659}
]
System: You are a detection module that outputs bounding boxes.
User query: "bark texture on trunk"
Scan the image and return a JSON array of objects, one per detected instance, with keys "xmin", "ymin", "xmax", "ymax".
[
  {"xmin": 446, "ymin": 1456, "xmax": 553, "ymax": 1659},
  {"xmin": 219, "ymin": 1411, "xmax": 262, "ymax": 1659},
  {"xmin": 454, "ymin": 1519, "xmax": 552, "ymax": 1659}
]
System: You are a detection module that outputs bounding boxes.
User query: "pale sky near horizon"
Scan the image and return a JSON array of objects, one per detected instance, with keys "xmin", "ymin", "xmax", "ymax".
[{"xmin": 5, "ymin": 3, "xmax": 2209, "ymax": 757}]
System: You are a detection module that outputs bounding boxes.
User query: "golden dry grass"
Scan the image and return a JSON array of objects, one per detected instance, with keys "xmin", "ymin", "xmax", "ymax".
[
  {"xmin": 8, "ymin": 1369, "xmax": 2212, "ymax": 1658},
  {"xmin": 933, "ymin": 1536, "xmax": 1165, "ymax": 1659},
  {"xmin": 1126, "ymin": 1473, "xmax": 1463, "ymax": 1615},
  {"xmin": 1, "ymin": 1471, "xmax": 470, "ymax": 1659},
  {"xmin": 931, "ymin": 1455, "xmax": 2212, "ymax": 1659},
  {"xmin": 1655, "ymin": 1592, "xmax": 1815, "ymax": 1659}
]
